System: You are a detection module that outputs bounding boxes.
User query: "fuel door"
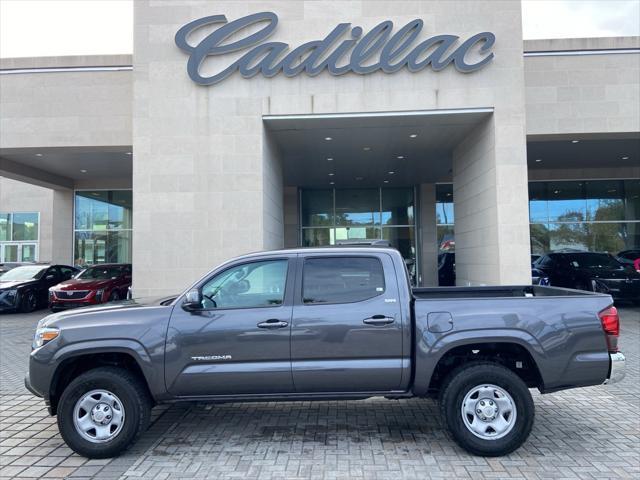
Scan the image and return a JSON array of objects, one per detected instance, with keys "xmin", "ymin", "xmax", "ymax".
[{"xmin": 427, "ymin": 312, "xmax": 454, "ymax": 333}]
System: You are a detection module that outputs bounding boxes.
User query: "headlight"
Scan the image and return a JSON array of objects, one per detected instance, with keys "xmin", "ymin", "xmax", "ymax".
[{"xmin": 33, "ymin": 327, "xmax": 59, "ymax": 349}]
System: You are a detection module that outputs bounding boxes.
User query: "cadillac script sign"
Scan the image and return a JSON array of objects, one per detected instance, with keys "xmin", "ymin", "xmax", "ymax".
[{"xmin": 175, "ymin": 12, "xmax": 495, "ymax": 86}]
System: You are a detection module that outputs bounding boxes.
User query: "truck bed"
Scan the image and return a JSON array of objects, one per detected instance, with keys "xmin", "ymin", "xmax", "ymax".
[{"xmin": 412, "ymin": 285, "xmax": 604, "ymax": 299}]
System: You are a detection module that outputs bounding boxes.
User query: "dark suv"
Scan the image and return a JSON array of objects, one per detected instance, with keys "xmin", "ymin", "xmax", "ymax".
[{"xmin": 534, "ymin": 252, "xmax": 640, "ymax": 303}]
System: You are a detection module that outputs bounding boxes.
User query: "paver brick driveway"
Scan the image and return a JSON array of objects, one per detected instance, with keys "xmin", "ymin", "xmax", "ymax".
[{"xmin": 1, "ymin": 308, "xmax": 639, "ymax": 479}]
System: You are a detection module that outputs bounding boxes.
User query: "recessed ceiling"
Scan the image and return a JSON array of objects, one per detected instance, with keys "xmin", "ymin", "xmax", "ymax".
[
  {"xmin": 0, "ymin": 146, "xmax": 132, "ymax": 181},
  {"xmin": 527, "ymin": 137, "xmax": 640, "ymax": 170},
  {"xmin": 264, "ymin": 109, "xmax": 492, "ymax": 188}
]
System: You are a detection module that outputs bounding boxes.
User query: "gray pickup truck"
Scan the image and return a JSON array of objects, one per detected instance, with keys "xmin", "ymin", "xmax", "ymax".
[{"xmin": 26, "ymin": 246, "xmax": 625, "ymax": 458}]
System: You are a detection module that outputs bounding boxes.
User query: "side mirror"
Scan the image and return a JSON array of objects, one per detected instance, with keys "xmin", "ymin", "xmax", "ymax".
[{"xmin": 182, "ymin": 289, "xmax": 202, "ymax": 312}]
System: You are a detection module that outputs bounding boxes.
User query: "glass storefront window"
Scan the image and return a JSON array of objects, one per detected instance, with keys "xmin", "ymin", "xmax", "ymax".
[
  {"xmin": 436, "ymin": 184, "xmax": 454, "ymax": 225},
  {"xmin": 300, "ymin": 187, "xmax": 418, "ymax": 283},
  {"xmin": 547, "ymin": 181, "xmax": 586, "ymax": 222},
  {"xmin": 585, "ymin": 180, "xmax": 624, "ymax": 221},
  {"xmin": 0, "ymin": 214, "xmax": 9, "ymax": 241},
  {"xmin": 531, "ymin": 221, "xmax": 639, "ymax": 254},
  {"xmin": 382, "ymin": 188, "xmax": 414, "ymax": 225},
  {"xmin": 301, "ymin": 190, "xmax": 333, "ymax": 227},
  {"xmin": 11, "ymin": 213, "xmax": 39, "ymax": 241},
  {"xmin": 74, "ymin": 190, "xmax": 133, "ymax": 266},
  {"xmin": 335, "ymin": 189, "xmax": 380, "ymax": 226}
]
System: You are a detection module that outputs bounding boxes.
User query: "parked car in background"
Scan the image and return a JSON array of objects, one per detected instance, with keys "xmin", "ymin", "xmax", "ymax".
[
  {"xmin": 439, "ymin": 252, "xmax": 550, "ymax": 287},
  {"xmin": 534, "ymin": 252, "xmax": 640, "ymax": 303},
  {"xmin": 0, "ymin": 264, "xmax": 78, "ymax": 313},
  {"xmin": 616, "ymin": 249, "xmax": 640, "ymax": 272},
  {"xmin": 0, "ymin": 262, "xmax": 33, "ymax": 276},
  {"xmin": 49, "ymin": 264, "xmax": 132, "ymax": 312},
  {"xmin": 27, "ymin": 246, "xmax": 625, "ymax": 459}
]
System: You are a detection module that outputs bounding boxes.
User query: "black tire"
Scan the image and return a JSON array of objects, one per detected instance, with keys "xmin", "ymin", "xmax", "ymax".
[
  {"xmin": 57, "ymin": 367, "xmax": 151, "ymax": 458},
  {"xmin": 20, "ymin": 291, "xmax": 38, "ymax": 313},
  {"xmin": 439, "ymin": 362, "xmax": 534, "ymax": 457}
]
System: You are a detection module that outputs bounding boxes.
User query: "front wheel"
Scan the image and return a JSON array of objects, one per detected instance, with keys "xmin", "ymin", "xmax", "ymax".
[
  {"xmin": 57, "ymin": 367, "xmax": 151, "ymax": 458},
  {"xmin": 439, "ymin": 362, "xmax": 534, "ymax": 456},
  {"xmin": 20, "ymin": 291, "xmax": 38, "ymax": 313}
]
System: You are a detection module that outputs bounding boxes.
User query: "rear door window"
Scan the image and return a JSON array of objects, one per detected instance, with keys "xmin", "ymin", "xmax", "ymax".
[{"xmin": 302, "ymin": 257, "xmax": 385, "ymax": 304}]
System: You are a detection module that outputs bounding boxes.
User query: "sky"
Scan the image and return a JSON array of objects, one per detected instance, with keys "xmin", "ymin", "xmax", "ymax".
[{"xmin": 1, "ymin": 0, "xmax": 639, "ymax": 58}]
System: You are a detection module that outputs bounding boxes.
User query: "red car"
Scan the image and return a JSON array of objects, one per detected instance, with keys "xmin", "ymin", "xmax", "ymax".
[{"xmin": 49, "ymin": 263, "xmax": 132, "ymax": 312}]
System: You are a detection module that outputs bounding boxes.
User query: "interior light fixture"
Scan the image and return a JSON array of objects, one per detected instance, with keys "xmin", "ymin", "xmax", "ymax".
[
  {"xmin": 535, "ymin": 158, "xmax": 542, "ymax": 163},
  {"xmin": 397, "ymin": 155, "xmax": 404, "ymax": 159},
  {"xmin": 126, "ymin": 152, "xmax": 132, "ymax": 155},
  {"xmin": 325, "ymin": 136, "xmax": 332, "ymax": 141},
  {"xmin": 384, "ymin": 180, "xmax": 389, "ymax": 184},
  {"xmin": 328, "ymin": 173, "xmax": 334, "ymax": 176},
  {"xmin": 571, "ymin": 140, "xmax": 579, "ymax": 144},
  {"xmin": 622, "ymin": 156, "xmax": 629, "ymax": 160},
  {"xmin": 388, "ymin": 171, "xmax": 395, "ymax": 175},
  {"xmin": 363, "ymin": 146, "xmax": 371, "ymax": 151},
  {"xmin": 327, "ymin": 157, "xmax": 333, "ymax": 161},
  {"xmin": 80, "ymin": 169, "xmax": 87, "ymax": 173},
  {"xmin": 35, "ymin": 153, "xmax": 43, "ymax": 157},
  {"xmin": 409, "ymin": 133, "xmax": 417, "ymax": 138},
  {"xmin": 329, "ymin": 181, "xmax": 335, "ymax": 185}
]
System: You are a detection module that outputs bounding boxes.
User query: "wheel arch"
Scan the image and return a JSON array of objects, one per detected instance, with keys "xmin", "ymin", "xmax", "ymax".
[{"xmin": 49, "ymin": 345, "xmax": 156, "ymax": 415}]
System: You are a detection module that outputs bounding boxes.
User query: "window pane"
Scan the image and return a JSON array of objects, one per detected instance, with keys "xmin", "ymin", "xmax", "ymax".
[
  {"xmin": 12, "ymin": 213, "xmax": 38, "ymax": 241},
  {"xmin": 303, "ymin": 257, "xmax": 385, "ymax": 304},
  {"xmin": 530, "ymin": 224, "xmax": 550, "ymax": 255},
  {"xmin": 585, "ymin": 180, "xmax": 624, "ymax": 221},
  {"xmin": 383, "ymin": 227, "xmax": 416, "ymax": 285},
  {"xmin": 528, "ymin": 182, "xmax": 548, "ymax": 223},
  {"xmin": 3, "ymin": 244, "xmax": 18, "ymax": 262},
  {"xmin": 437, "ymin": 225, "xmax": 455, "ymax": 252},
  {"xmin": 301, "ymin": 190, "xmax": 333, "ymax": 226},
  {"xmin": 74, "ymin": 230, "xmax": 132, "ymax": 266},
  {"xmin": 334, "ymin": 227, "xmax": 380, "ymax": 242},
  {"xmin": 108, "ymin": 191, "xmax": 133, "ymax": 229},
  {"xmin": 201, "ymin": 260, "xmax": 288, "ymax": 309},
  {"xmin": 436, "ymin": 184, "xmax": 454, "ymax": 225},
  {"xmin": 0, "ymin": 213, "xmax": 9, "ymax": 241},
  {"xmin": 335, "ymin": 189, "xmax": 380, "ymax": 226},
  {"xmin": 381, "ymin": 188, "xmax": 414, "ymax": 225},
  {"xmin": 75, "ymin": 191, "xmax": 132, "ymax": 231},
  {"xmin": 21, "ymin": 244, "xmax": 37, "ymax": 262},
  {"xmin": 547, "ymin": 181, "xmax": 586, "ymax": 222},
  {"xmin": 302, "ymin": 228, "xmax": 333, "ymax": 247},
  {"xmin": 624, "ymin": 180, "xmax": 640, "ymax": 221}
]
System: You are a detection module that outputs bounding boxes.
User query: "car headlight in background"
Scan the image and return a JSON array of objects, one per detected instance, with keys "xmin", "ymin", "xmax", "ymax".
[{"xmin": 33, "ymin": 327, "xmax": 59, "ymax": 349}]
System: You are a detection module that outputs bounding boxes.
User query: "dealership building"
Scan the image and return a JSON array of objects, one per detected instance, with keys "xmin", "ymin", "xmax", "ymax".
[{"xmin": 0, "ymin": 1, "xmax": 639, "ymax": 296}]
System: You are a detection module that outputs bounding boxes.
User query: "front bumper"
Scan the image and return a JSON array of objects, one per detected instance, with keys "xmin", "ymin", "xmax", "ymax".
[{"xmin": 604, "ymin": 352, "xmax": 626, "ymax": 385}]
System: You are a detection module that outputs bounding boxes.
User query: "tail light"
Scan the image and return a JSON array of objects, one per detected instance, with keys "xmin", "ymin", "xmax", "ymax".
[{"xmin": 599, "ymin": 306, "xmax": 619, "ymax": 353}]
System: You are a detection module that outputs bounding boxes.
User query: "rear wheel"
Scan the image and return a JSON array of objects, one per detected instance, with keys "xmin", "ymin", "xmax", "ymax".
[
  {"xmin": 57, "ymin": 367, "xmax": 151, "ymax": 458},
  {"xmin": 439, "ymin": 362, "xmax": 534, "ymax": 456}
]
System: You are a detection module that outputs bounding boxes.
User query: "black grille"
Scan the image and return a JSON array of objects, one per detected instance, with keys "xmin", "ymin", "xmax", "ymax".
[{"xmin": 56, "ymin": 290, "xmax": 89, "ymax": 300}]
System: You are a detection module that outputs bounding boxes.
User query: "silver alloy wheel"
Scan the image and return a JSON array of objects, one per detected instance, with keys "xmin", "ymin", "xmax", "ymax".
[
  {"xmin": 73, "ymin": 389, "xmax": 125, "ymax": 443},
  {"xmin": 461, "ymin": 384, "xmax": 516, "ymax": 440}
]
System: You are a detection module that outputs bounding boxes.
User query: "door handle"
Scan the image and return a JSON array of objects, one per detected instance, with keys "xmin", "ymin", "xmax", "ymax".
[
  {"xmin": 363, "ymin": 315, "xmax": 395, "ymax": 326},
  {"xmin": 257, "ymin": 319, "xmax": 289, "ymax": 329}
]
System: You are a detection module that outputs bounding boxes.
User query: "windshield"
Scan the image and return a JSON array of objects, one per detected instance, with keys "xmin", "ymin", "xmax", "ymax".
[
  {"xmin": 0, "ymin": 266, "xmax": 47, "ymax": 281},
  {"xmin": 564, "ymin": 254, "xmax": 623, "ymax": 269},
  {"xmin": 77, "ymin": 266, "xmax": 124, "ymax": 280}
]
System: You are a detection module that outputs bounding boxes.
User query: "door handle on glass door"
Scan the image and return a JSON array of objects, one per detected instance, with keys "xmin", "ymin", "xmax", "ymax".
[{"xmin": 257, "ymin": 319, "xmax": 289, "ymax": 329}]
